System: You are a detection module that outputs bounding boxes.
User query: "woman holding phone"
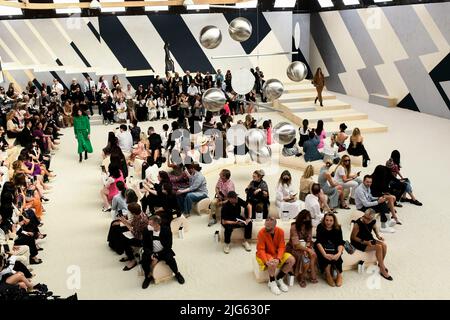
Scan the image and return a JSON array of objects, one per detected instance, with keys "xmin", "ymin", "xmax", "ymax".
[
  {"xmin": 351, "ymin": 208, "xmax": 393, "ymax": 281},
  {"xmin": 276, "ymin": 170, "xmax": 302, "ymax": 219},
  {"xmin": 333, "ymin": 155, "xmax": 362, "ymax": 205}
]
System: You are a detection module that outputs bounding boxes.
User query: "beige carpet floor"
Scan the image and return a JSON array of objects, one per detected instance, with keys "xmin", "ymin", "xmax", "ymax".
[{"xmin": 31, "ymin": 93, "xmax": 450, "ymax": 299}]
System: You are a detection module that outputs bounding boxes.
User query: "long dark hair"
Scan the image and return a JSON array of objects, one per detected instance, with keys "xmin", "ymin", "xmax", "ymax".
[
  {"xmin": 371, "ymin": 165, "xmax": 392, "ymax": 193},
  {"xmin": 391, "ymin": 150, "xmax": 401, "ymax": 168},
  {"xmin": 316, "ymin": 120, "xmax": 324, "ymax": 136},
  {"xmin": 108, "ymin": 163, "xmax": 121, "ymax": 179},
  {"xmin": 295, "ymin": 209, "xmax": 312, "ymax": 233},
  {"xmin": 302, "ymin": 119, "xmax": 309, "ymax": 133},
  {"xmin": 158, "ymin": 171, "xmax": 170, "ymax": 184},
  {"xmin": 116, "ymin": 180, "xmax": 126, "ymax": 198}
]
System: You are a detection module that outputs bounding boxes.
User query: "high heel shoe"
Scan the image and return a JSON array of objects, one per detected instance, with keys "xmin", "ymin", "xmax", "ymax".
[{"xmin": 123, "ymin": 261, "xmax": 137, "ymax": 271}]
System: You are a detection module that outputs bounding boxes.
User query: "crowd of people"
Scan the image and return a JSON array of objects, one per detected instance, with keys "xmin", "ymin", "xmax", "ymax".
[
  {"xmin": 1, "ymin": 67, "xmax": 423, "ymax": 296},
  {"xmin": 0, "ymin": 82, "xmax": 62, "ymax": 297}
]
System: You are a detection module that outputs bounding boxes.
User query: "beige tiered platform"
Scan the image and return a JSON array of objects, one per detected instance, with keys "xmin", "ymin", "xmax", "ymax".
[
  {"xmin": 191, "ymin": 198, "xmax": 211, "ymax": 215},
  {"xmin": 273, "ymin": 82, "xmax": 388, "ymax": 135},
  {"xmin": 152, "ymin": 261, "xmax": 175, "ymax": 284},
  {"xmin": 170, "ymin": 215, "xmax": 190, "ymax": 237}
]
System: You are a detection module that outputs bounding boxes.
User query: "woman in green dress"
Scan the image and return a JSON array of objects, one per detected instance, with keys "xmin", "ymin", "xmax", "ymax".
[{"xmin": 73, "ymin": 106, "xmax": 93, "ymax": 162}]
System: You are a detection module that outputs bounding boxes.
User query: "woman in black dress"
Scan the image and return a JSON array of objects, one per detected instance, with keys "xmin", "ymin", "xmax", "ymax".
[
  {"xmin": 245, "ymin": 170, "xmax": 270, "ymax": 219},
  {"xmin": 350, "ymin": 209, "xmax": 393, "ymax": 281},
  {"xmin": 314, "ymin": 213, "xmax": 344, "ymax": 287},
  {"xmin": 140, "ymin": 171, "xmax": 170, "ymax": 214},
  {"xmin": 347, "ymin": 128, "xmax": 371, "ymax": 167}
]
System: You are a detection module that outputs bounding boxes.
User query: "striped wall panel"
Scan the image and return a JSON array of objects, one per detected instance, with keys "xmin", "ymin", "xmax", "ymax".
[{"xmin": 308, "ymin": 3, "xmax": 450, "ymax": 119}]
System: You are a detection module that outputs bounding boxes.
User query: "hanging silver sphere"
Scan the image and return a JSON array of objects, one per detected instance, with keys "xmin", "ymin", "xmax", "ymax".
[
  {"xmin": 231, "ymin": 68, "xmax": 255, "ymax": 95},
  {"xmin": 245, "ymin": 128, "xmax": 267, "ymax": 152},
  {"xmin": 273, "ymin": 122, "xmax": 296, "ymax": 145},
  {"xmin": 199, "ymin": 25, "xmax": 222, "ymax": 49},
  {"xmin": 249, "ymin": 146, "xmax": 272, "ymax": 164},
  {"xmin": 286, "ymin": 61, "xmax": 308, "ymax": 82},
  {"xmin": 228, "ymin": 17, "xmax": 252, "ymax": 42},
  {"xmin": 262, "ymin": 79, "xmax": 284, "ymax": 101},
  {"xmin": 202, "ymin": 88, "xmax": 226, "ymax": 112},
  {"xmin": 226, "ymin": 124, "xmax": 247, "ymax": 146}
]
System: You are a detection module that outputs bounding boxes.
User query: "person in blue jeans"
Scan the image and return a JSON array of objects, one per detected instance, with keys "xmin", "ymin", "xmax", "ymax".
[{"xmin": 176, "ymin": 163, "xmax": 208, "ymax": 217}]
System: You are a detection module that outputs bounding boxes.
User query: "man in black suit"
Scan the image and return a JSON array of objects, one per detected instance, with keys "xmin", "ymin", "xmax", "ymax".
[
  {"xmin": 182, "ymin": 70, "xmax": 193, "ymax": 93},
  {"xmin": 141, "ymin": 215, "xmax": 185, "ymax": 289},
  {"xmin": 85, "ymin": 86, "xmax": 101, "ymax": 115}
]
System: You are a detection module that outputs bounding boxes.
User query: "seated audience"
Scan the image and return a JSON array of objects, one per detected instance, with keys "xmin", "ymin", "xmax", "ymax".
[
  {"xmin": 117, "ymin": 203, "xmax": 148, "ymax": 271},
  {"xmin": 209, "ymin": 169, "xmax": 235, "ymax": 227},
  {"xmin": 298, "ymin": 119, "xmax": 310, "ymax": 148},
  {"xmin": 347, "ymin": 128, "xmax": 370, "ymax": 167},
  {"xmin": 354, "ymin": 175, "xmax": 396, "ymax": 233},
  {"xmin": 334, "ymin": 155, "xmax": 362, "ymax": 204},
  {"xmin": 303, "ymin": 130, "xmax": 324, "ymax": 162},
  {"xmin": 286, "ymin": 210, "xmax": 318, "ymax": 288},
  {"xmin": 350, "ymin": 208, "xmax": 392, "ymax": 281},
  {"xmin": 221, "ymin": 191, "xmax": 252, "ymax": 254},
  {"xmin": 256, "ymin": 216, "xmax": 295, "ymax": 295},
  {"xmin": 318, "ymin": 161, "xmax": 348, "ymax": 210},
  {"xmin": 141, "ymin": 215, "xmax": 185, "ymax": 289},
  {"xmin": 304, "ymin": 183, "xmax": 325, "ymax": 227},
  {"xmin": 116, "ymin": 124, "xmax": 133, "ymax": 155},
  {"xmin": 100, "ymin": 164, "xmax": 125, "ymax": 212},
  {"xmin": 276, "ymin": 170, "xmax": 302, "ymax": 219},
  {"xmin": 386, "ymin": 150, "xmax": 422, "ymax": 206},
  {"xmin": 314, "ymin": 213, "xmax": 344, "ymax": 287},
  {"xmin": 176, "ymin": 163, "xmax": 208, "ymax": 217},
  {"xmin": 246, "ymin": 170, "xmax": 270, "ymax": 219}
]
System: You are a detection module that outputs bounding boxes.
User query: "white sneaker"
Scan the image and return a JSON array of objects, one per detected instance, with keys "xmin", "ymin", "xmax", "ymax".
[
  {"xmin": 380, "ymin": 226, "xmax": 396, "ymax": 233},
  {"xmin": 223, "ymin": 244, "xmax": 230, "ymax": 254},
  {"xmin": 388, "ymin": 220, "xmax": 397, "ymax": 227},
  {"xmin": 242, "ymin": 241, "xmax": 251, "ymax": 252},
  {"xmin": 276, "ymin": 279, "xmax": 289, "ymax": 292},
  {"xmin": 268, "ymin": 281, "xmax": 281, "ymax": 295}
]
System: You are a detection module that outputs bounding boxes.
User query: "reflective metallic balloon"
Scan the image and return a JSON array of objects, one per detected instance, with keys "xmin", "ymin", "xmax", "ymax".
[
  {"xmin": 199, "ymin": 25, "xmax": 222, "ymax": 49},
  {"xmin": 273, "ymin": 122, "xmax": 296, "ymax": 145},
  {"xmin": 245, "ymin": 128, "xmax": 267, "ymax": 152},
  {"xmin": 262, "ymin": 79, "xmax": 284, "ymax": 101},
  {"xmin": 226, "ymin": 124, "xmax": 247, "ymax": 146},
  {"xmin": 249, "ymin": 146, "xmax": 272, "ymax": 164},
  {"xmin": 202, "ymin": 88, "xmax": 226, "ymax": 112},
  {"xmin": 228, "ymin": 17, "xmax": 252, "ymax": 42},
  {"xmin": 286, "ymin": 61, "xmax": 308, "ymax": 82},
  {"xmin": 231, "ymin": 68, "xmax": 255, "ymax": 95}
]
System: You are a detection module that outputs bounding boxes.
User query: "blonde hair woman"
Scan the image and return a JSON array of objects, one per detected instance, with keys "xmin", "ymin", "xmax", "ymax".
[
  {"xmin": 299, "ymin": 165, "xmax": 334, "ymax": 213},
  {"xmin": 347, "ymin": 128, "xmax": 370, "ymax": 167},
  {"xmin": 6, "ymin": 110, "xmax": 22, "ymax": 139},
  {"xmin": 334, "ymin": 155, "xmax": 362, "ymax": 204}
]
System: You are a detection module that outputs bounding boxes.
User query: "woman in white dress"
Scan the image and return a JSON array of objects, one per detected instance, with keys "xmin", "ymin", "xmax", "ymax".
[
  {"xmin": 276, "ymin": 170, "xmax": 303, "ymax": 219},
  {"xmin": 156, "ymin": 93, "xmax": 168, "ymax": 120},
  {"xmin": 146, "ymin": 97, "xmax": 157, "ymax": 121},
  {"xmin": 115, "ymin": 97, "xmax": 127, "ymax": 123}
]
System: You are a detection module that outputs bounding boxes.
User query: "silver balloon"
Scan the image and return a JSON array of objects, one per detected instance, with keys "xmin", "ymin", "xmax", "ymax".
[
  {"xmin": 273, "ymin": 122, "xmax": 296, "ymax": 145},
  {"xmin": 202, "ymin": 88, "xmax": 226, "ymax": 112},
  {"xmin": 231, "ymin": 68, "xmax": 255, "ymax": 95},
  {"xmin": 245, "ymin": 128, "xmax": 267, "ymax": 152},
  {"xmin": 249, "ymin": 146, "xmax": 272, "ymax": 164},
  {"xmin": 226, "ymin": 124, "xmax": 247, "ymax": 146},
  {"xmin": 199, "ymin": 25, "xmax": 222, "ymax": 49},
  {"xmin": 262, "ymin": 79, "xmax": 284, "ymax": 101},
  {"xmin": 286, "ymin": 61, "xmax": 308, "ymax": 82},
  {"xmin": 228, "ymin": 17, "xmax": 252, "ymax": 42}
]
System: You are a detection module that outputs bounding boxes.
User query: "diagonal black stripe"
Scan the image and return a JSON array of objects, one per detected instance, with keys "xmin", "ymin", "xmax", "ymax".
[
  {"xmin": 98, "ymin": 16, "xmax": 152, "ymax": 71},
  {"xmin": 70, "ymin": 41, "xmax": 91, "ymax": 68},
  {"xmin": 32, "ymin": 78, "xmax": 42, "ymax": 91},
  {"xmin": 148, "ymin": 14, "xmax": 214, "ymax": 74},
  {"xmin": 87, "ymin": 21, "xmax": 101, "ymax": 43},
  {"xmin": 50, "ymin": 71, "xmax": 68, "ymax": 91},
  {"xmin": 429, "ymin": 52, "xmax": 450, "ymax": 112},
  {"xmin": 223, "ymin": 12, "xmax": 271, "ymax": 55},
  {"xmin": 55, "ymin": 59, "xmax": 63, "ymax": 66}
]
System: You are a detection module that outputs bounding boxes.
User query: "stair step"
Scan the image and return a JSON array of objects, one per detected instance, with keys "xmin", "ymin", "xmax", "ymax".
[{"xmin": 278, "ymin": 91, "xmax": 336, "ymax": 103}]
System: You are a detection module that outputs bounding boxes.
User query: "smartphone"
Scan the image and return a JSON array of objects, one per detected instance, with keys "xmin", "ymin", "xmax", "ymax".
[
  {"xmin": 139, "ymin": 182, "xmax": 144, "ymax": 189},
  {"xmin": 371, "ymin": 239, "xmax": 377, "ymax": 245},
  {"xmin": 117, "ymin": 209, "xmax": 123, "ymax": 217},
  {"xmin": 26, "ymin": 189, "xmax": 34, "ymax": 198},
  {"xmin": 357, "ymin": 171, "xmax": 361, "ymax": 176}
]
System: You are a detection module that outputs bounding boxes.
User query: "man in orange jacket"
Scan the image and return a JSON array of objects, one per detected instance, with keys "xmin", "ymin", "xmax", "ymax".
[{"xmin": 256, "ymin": 216, "xmax": 295, "ymax": 295}]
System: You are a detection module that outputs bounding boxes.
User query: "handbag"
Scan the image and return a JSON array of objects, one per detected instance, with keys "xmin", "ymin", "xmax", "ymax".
[{"xmin": 344, "ymin": 240, "xmax": 355, "ymax": 254}]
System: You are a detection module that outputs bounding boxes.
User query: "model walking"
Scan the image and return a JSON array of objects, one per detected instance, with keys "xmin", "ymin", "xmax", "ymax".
[
  {"xmin": 312, "ymin": 67, "xmax": 325, "ymax": 107},
  {"xmin": 73, "ymin": 105, "xmax": 93, "ymax": 162}
]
